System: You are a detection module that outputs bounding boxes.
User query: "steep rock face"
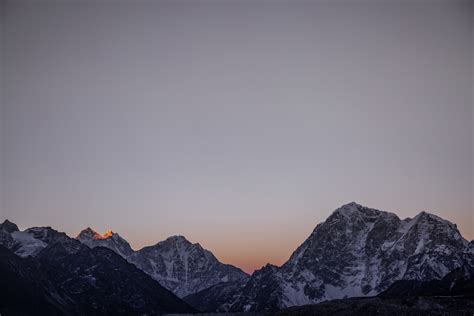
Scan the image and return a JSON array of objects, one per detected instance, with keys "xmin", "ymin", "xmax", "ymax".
[
  {"xmin": 226, "ymin": 202, "xmax": 470, "ymax": 312},
  {"xmin": 128, "ymin": 235, "xmax": 248, "ymax": 297},
  {"xmin": 77, "ymin": 227, "xmax": 134, "ymax": 258}
]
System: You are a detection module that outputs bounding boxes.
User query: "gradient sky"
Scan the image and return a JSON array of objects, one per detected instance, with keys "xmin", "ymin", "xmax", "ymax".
[{"xmin": 1, "ymin": 0, "xmax": 473, "ymax": 273}]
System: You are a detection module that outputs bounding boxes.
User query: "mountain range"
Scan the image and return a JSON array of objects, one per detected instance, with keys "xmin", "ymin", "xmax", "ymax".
[
  {"xmin": 1, "ymin": 202, "xmax": 473, "ymax": 315},
  {"xmin": 0, "ymin": 221, "xmax": 194, "ymax": 315}
]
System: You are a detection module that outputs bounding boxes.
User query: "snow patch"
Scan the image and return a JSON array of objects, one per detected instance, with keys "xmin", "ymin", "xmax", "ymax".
[{"xmin": 11, "ymin": 231, "xmax": 47, "ymax": 257}]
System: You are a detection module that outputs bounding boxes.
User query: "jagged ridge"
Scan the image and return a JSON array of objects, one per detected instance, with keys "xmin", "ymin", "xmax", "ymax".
[{"xmin": 76, "ymin": 228, "xmax": 249, "ymax": 298}]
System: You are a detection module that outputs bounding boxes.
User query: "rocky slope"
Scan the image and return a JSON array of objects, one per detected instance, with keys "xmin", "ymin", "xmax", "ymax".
[{"xmin": 275, "ymin": 262, "xmax": 474, "ymax": 316}]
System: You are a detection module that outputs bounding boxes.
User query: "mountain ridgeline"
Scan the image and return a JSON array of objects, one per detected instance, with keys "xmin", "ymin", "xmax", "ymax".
[
  {"xmin": 0, "ymin": 221, "xmax": 194, "ymax": 315},
  {"xmin": 1, "ymin": 202, "xmax": 473, "ymax": 315},
  {"xmin": 76, "ymin": 229, "xmax": 249, "ymax": 298}
]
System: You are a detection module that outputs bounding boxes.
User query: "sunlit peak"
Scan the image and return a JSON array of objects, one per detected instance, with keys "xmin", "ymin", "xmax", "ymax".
[{"xmin": 92, "ymin": 230, "xmax": 114, "ymax": 240}]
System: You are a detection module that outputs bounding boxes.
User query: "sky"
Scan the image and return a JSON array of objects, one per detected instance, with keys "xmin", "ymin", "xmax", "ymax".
[{"xmin": 1, "ymin": 0, "xmax": 473, "ymax": 273}]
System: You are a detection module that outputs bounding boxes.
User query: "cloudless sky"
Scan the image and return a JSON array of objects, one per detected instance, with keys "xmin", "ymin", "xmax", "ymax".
[{"xmin": 1, "ymin": 0, "xmax": 473, "ymax": 273}]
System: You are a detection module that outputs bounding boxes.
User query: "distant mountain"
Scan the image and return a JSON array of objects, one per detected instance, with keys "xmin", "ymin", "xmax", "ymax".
[
  {"xmin": 189, "ymin": 202, "xmax": 473, "ymax": 312},
  {"xmin": 128, "ymin": 235, "xmax": 249, "ymax": 297},
  {"xmin": 0, "ymin": 222, "xmax": 195, "ymax": 315},
  {"xmin": 77, "ymin": 227, "xmax": 134, "ymax": 258},
  {"xmin": 76, "ymin": 229, "xmax": 249, "ymax": 298}
]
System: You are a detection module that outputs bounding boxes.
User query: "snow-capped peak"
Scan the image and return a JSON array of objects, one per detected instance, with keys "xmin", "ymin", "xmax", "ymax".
[
  {"xmin": 341, "ymin": 201, "xmax": 363, "ymax": 209},
  {"xmin": 0, "ymin": 224, "xmax": 78, "ymax": 258},
  {"xmin": 332, "ymin": 202, "xmax": 378, "ymax": 215},
  {"xmin": 76, "ymin": 227, "xmax": 134, "ymax": 258},
  {"xmin": 75, "ymin": 229, "xmax": 248, "ymax": 298},
  {"xmin": 412, "ymin": 211, "xmax": 452, "ymax": 225},
  {"xmin": 127, "ymin": 234, "xmax": 249, "ymax": 298},
  {"xmin": 77, "ymin": 227, "xmax": 112, "ymax": 240},
  {"xmin": 329, "ymin": 202, "xmax": 393, "ymax": 222},
  {"xmin": 226, "ymin": 203, "xmax": 472, "ymax": 312}
]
